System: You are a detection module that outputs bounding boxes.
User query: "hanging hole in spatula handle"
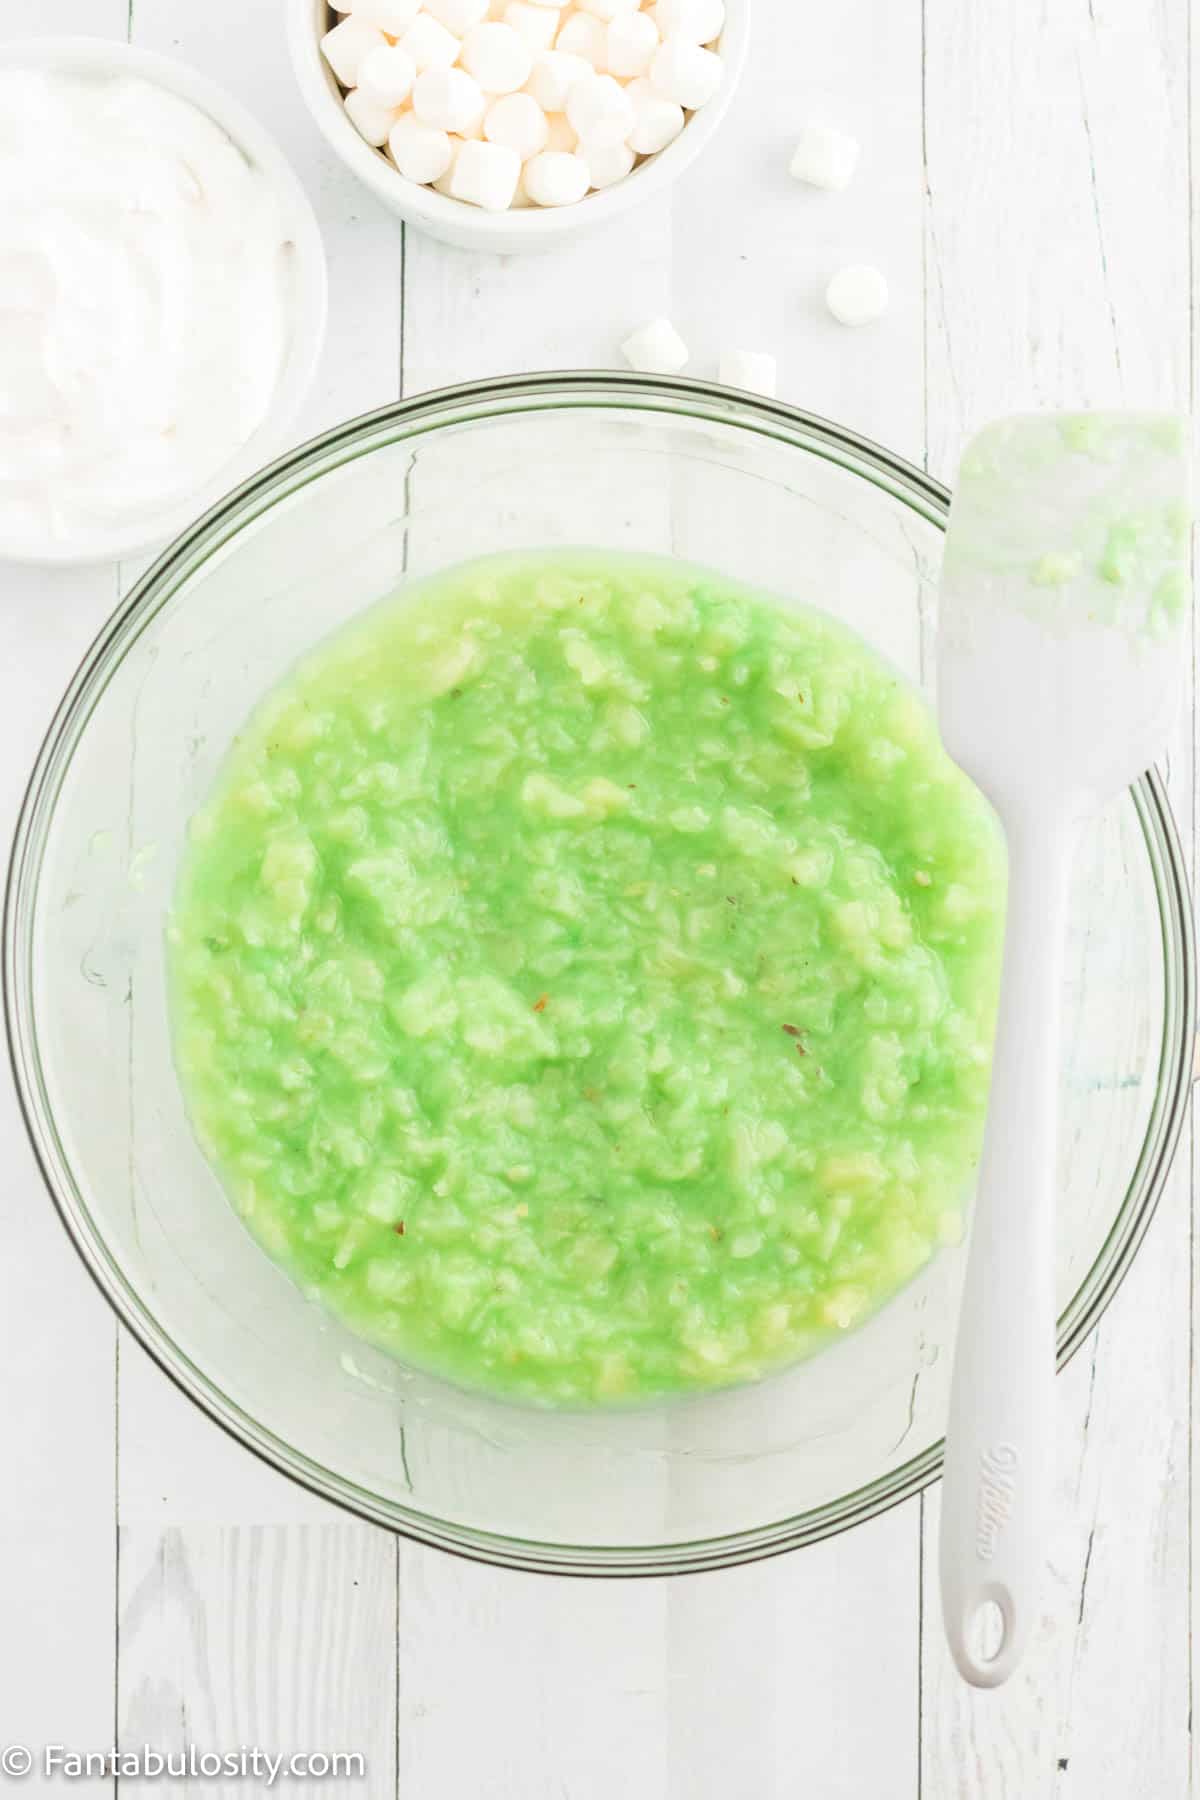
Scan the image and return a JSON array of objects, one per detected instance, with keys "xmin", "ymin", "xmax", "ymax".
[{"xmin": 951, "ymin": 1589, "xmax": 1017, "ymax": 1688}]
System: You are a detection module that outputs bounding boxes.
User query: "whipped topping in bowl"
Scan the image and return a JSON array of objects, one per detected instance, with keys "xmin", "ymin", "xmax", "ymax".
[{"xmin": 0, "ymin": 52, "xmax": 325, "ymax": 563}]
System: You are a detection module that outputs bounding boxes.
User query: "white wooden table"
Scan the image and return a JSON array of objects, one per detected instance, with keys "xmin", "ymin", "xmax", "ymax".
[{"xmin": 1, "ymin": 0, "xmax": 1194, "ymax": 1793}]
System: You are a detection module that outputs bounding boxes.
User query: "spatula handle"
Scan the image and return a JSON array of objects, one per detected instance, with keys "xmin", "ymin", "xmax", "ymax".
[{"xmin": 939, "ymin": 815, "xmax": 1070, "ymax": 1687}]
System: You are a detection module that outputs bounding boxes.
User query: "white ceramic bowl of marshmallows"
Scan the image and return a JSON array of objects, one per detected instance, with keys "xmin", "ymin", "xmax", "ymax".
[
  {"xmin": 289, "ymin": 0, "xmax": 747, "ymax": 252},
  {"xmin": 0, "ymin": 37, "xmax": 328, "ymax": 568}
]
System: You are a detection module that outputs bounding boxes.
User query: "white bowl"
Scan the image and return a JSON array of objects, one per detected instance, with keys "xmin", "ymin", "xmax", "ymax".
[
  {"xmin": 0, "ymin": 38, "xmax": 329, "ymax": 569},
  {"xmin": 288, "ymin": 0, "xmax": 749, "ymax": 254}
]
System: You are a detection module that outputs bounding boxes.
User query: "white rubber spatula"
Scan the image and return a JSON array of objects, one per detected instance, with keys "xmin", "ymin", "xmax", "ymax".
[{"xmin": 937, "ymin": 412, "xmax": 1192, "ymax": 1688}]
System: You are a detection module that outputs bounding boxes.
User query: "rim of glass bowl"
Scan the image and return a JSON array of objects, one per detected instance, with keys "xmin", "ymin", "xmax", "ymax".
[{"xmin": 5, "ymin": 373, "xmax": 1196, "ymax": 1577}]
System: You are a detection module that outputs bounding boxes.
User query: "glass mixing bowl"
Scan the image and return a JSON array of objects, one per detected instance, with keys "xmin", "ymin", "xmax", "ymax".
[{"xmin": 6, "ymin": 375, "xmax": 1194, "ymax": 1574}]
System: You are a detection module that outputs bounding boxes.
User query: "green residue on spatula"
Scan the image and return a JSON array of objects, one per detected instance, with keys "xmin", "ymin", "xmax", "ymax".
[{"xmin": 949, "ymin": 412, "xmax": 1192, "ymax": 639}]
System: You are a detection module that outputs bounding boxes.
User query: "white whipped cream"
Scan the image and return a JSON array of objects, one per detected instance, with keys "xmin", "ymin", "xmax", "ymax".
[{"xmin": 0, "ymin": 69, "xmax": 296, "ymax": 552}]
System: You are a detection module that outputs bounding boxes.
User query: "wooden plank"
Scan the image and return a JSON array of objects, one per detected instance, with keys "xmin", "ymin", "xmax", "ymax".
[
  {"xmin": 396, "ymin": 1551, "xmax": 668, "ymax": 1799},
  {"xmin": 400, "ymin": 197, "xmax": 674, "ymax": 395},
  {"xmin": 670, "ymin": 0, "xmax": 925, "ymax": 459},
  {"xmin": 664, "ymin": 6, "xmax": 926, "ymax": 1796},
  {"xmin": 921, "ymin": 0, "xmax": 1192, "ymax": 1791},
  {"xmin": 11, "ymin": 0, "xmax": 1194, "ymax": 1783},
  {"xmin": 923, "ymin": 1210, "xmax": 1192, "ymax": 1796},
  {"xmin": 0, "ymin": 0, "xmax": 123, "ymax": 41},
  {"xmin": 395, "ymin": 34, "xmax": 680, "ymax": 1800},
  {"xmin": 115, "ymin": 0, "xmax": 404, "ymax": 1531},
  {"xmin": 924, "ymin": 0, "xmax": 1186, "ymax": 472},
  {"xmin": 0, "ymin": 444, "xmax": 125, "ymax": 1778},
  {"xmin": 95, "ymin": 10, "xmax": 406, "ymax": 1781},
  {"xmin": 116, "ymin": 1525, "xmax": 395, "ymax": 1798},
  {"xmin": 0, "ymin": 5, "xmax": 129, "ymax": 1764},
  {"xmin": 401, "ymin": 1, "xmax": 926, "ymax": 1790},
  {"xmin": 115, "ymin": 1337, "xmax": 352, "ymax": 1527},
  {"xmin": 664, "ymin": 1512, "xmax": 920, "ymax": 1800}
]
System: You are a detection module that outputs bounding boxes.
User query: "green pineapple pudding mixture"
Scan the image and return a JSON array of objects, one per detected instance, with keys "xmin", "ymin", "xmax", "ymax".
[{"xmin": 170, "ymin": 552, "xmax": 1006, "ymax": 1405}]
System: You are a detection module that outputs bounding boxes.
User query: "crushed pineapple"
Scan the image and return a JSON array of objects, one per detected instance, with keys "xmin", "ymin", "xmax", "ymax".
[{"xmin": 170, "ymin": 552, "xmax": 1005, "ymax": 1405}]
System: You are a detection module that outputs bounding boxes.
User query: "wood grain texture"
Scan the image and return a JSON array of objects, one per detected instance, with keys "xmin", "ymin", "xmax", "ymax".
[
  {"xmin": 395, "ymin": 11, "xmax": 926, "ymax": 1793},
  {"xmin": 671, "ymin": 0, "xmax": 925, "ymax": 456},
  {"xmin": 923, "ymin": 0, "xmax": 1187, "ymax": 475},
  {"xmin": 117, "ymin": 1526, "xmax": 395, "ymax": 1797},
  {"xmin": 113, "ymin": 0, "xmax": 403, "ymax": 1533},
  {"xmin": 402, "ymin": 196, "xmax": 675, "ymax": 396},
  {"xmin": 921, "ymin": 0, "xmax": 1193, "ymax": 1792},
  {"xmin": 0, "ymin": 0, "xmax": 1196, "ymax": 1791},
  {"xmin": 97, "ymin": 6, "xmax": 408, "ymax": 1788},
  {"xmin": 395, "ymin": 1551, "xmax": 669, "ymax": 1798},
  {"xmin": 393, "ymin": 59, "xmax": 681, "ymax": 1800},
  {"xmin": 665, "ymin": 7, "xmax": 927, "ymax": 1796},
  {"xmin": 664, "ymin": 1514, "xmax": 920, "ymax": 1800},
  {"xmin": 0, "ymin": 572, "xmax": 123, "ymax": 1772},
  {"xmin": 0, "ymin": 0, "xmax": 130, "ymax": 1739}
]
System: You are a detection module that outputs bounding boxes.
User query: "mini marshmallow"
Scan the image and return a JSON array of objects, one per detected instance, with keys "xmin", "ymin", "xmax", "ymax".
[
  {"xmin": 504, "ymin": 1, "xmax": 560, "ymax": 50},
  {"xmin": 566, "ymin": 73, "xmax": 634, "ymax": 148},
  {"xmin": 398, "ymin": 13, "xmax": 462, "ymax": 71},
  {"xmin": 650, "ymin": 35, "xmax": 722, "ymax": 108},
  {"xmin": 484, "ymin": 91, "xmax": 550, "ymax": 158},
  {"xmin": 651, "ymin": 0, "xmax": 723, "ymax": 41},
  {"xmin": 578, "ymin": 0, "xmax": 639, "ymax": 17},
  {"xmin": 524, "ymin": 0, "xmax": 571, "ymax": 6},
  {"xmin": 449, "ymin": 136, "xmax": 523, "ymax": 207},
  {"xmin": 825, "ymin": 264, "xmax": 889, "ymax": 325},
  {"xmin": 461, "ymin": 21, "xmax": 535, "ymax": 92},
  {"xmin": 621, "ymin": 317, "xmax": 689, "ymax": 374},
  {"xmin": 718, "ymin": 349, "xmax": 777, "ymax": 396},
  {"xmin": 413, "ymin": 66, "xmax": 487, "ymax": 133},
  {"xmin": 526, "ymin": 49, "xmax": 592, "ymax": 110},
  {"xmin": 388, "ymin": 113, "xmax": 456, "ymax": 183},
  {"xmin": 352, "ymin": 0, "xmax": 422, "ymax": 34},
  {"xmin": 625, "ymin": 77, "xmax": 684, "ymax": 153},
  {"xmin": 357, "ymin": 43, "xmax": 417, "ymax": 106},
  {"xmin": 423, "ymin": 0, "xmax": 491, "ymax": 32},
  {"xmin": 789, "ymin": 124, "xmax": 859, "ymax": 192},
  {"xmin": 554, "ymin": 12, "xmax": 608, "ymax": 68},
  {"xmin": 583, "ymin": 137, "xmax": 634, "ymax": 187},
  {"xmin": 542, "ymin": 112, "xmax": 579, "ymax": 152},
  {"xmin": 321, "ymin": 17, "xmax": 387, "ymax": 88},
  {"xmin": 430, "ymin": 133, "xmax": 468, "ymax": 189},
  {"xmin": 343, "ymin": 85, "xmax": 400, "ymax": 146},
  {"xmin": 523, "ymin": 148, "xmax": 591, "ymax": 204},
  {"xmin": 606, "ymin": 10, "xmax": 659, "ymax": 77}
]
